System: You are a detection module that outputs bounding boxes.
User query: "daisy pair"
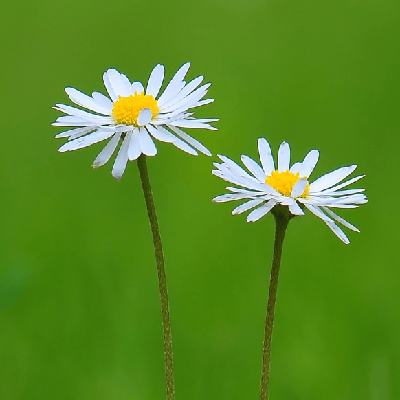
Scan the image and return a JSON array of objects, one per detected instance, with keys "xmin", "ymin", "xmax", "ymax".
[
  {"xmin": 53, "ymin": 63, "xmax": 217, "ymax": 180},
  {"xmin": 213, "ymin": 138, "xmax": 367, "ymax": 244},
  {"xmin": 52, "ymin": 62, "xmax": 368, "ymax": 400}
]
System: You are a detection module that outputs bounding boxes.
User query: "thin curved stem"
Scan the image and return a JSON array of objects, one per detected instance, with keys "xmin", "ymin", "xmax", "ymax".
[
  {"xmin": 260, "ymin": 211, "xmax": 290, "ymax": 400},
  {"xmin": 137, "ymin": 154, "xmax": 175, "ymax": 400}
]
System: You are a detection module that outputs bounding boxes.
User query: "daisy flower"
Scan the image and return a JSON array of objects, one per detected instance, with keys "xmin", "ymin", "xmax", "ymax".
[
  {"xmin": 53, "ymin": 63, "xmax": 218, "ymax": 179},
  {"xmin": 213, "ymin": 138, "xmax": 367, "ymax": 244}
]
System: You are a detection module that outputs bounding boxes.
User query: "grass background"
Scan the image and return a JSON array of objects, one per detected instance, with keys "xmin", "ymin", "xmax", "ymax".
[{"xmin": 1, "ymin": 0, "xmax": 399, "ymax": 398}]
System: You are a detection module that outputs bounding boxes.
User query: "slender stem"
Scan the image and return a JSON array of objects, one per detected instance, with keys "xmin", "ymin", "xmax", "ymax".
[
  {"xmin": 260, "ymin": 211, "xmax": 290, "ymax": 400},
  {"xmin": 137, "ymin": 154, "xmax": 175, "ymax": 400}
]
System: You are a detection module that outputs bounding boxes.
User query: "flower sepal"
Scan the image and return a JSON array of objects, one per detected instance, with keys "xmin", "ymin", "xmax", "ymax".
[{"xmin": 271, "ymin": 204, "xmax": 297, "ymax": 222}]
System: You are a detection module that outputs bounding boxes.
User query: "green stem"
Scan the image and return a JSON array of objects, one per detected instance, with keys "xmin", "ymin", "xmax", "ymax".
[
  {"xmin": 260, "ymin": 210, "xmax": 290, "ymax": 400},
  {"xmin": 137, "ymin": 154, "xmax": 175, "ymax": 400}
]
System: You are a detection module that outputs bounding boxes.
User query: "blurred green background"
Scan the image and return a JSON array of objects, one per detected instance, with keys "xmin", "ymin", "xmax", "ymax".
[{"xmin": 0, "ymin": 0, "xmax": 399, "ymax": 398}]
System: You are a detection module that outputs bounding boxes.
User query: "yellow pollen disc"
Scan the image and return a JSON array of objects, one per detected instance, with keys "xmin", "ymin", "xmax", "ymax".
[
  {"xmin": 112, "ymin": 92, "xmax": 159, "ymax": 126},
  {"xmin": 265, "ymin": 170, "xmax": 310, "ymax": 198}
]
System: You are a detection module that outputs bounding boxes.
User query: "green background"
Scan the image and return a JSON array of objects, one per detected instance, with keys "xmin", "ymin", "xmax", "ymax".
[{"xmin": 0, "ymin": 0, "xmax": 398, "ymax": 398}]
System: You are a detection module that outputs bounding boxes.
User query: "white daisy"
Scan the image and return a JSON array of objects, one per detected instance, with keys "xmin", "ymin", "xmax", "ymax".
[
  {"xmin": 53, "ymin": 63, "xmax": 218, "ymax": 180},
  {"xmin": 212, "ymin": 138, "xmax": 367, "ymax": 244}
]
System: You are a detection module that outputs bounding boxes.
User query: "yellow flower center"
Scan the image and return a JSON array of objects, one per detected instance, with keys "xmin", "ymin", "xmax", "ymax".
[
  {"xmin": 265, "ymin": 170, "xmax": 310, "ymax": 198},
  {"xmin": 112, "ymin": 92, "xmax": 159, "ymax": 126}
]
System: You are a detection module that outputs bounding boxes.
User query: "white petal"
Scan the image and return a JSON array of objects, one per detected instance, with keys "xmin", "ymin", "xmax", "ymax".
[
  {"xmin": 65, "ymin": 88, "xmax": 111, "ymax": 115},
  {"xmin": 149, "ymin": 125, "xmax": 198, "ymax": 154},
  {"xmin": 137, "ymin": 108, "xmax": 153, "ymax": 126},
  {"xmin": 171, "ymin": 137, "xmax": 198, "ymax": 155},
  {"xmin": 67, "ymin": 128, "xmax": 98, "ymax": 140},
  {"xmin": 258, "ymin": 138, "xmax": 275, "ymax": 175},
  {"xmin": 159, "ymin": 107, "xmax": 201, "ymax": 122},
  {"xmin": 232, "ymin": 198, "xmax": 265, "ymax": 215},
  {"xmin": 162, "ymin": 100, "xmax": 214, "ymax": 116},
  {"xmin": 58, "ymin": 129, "xmax": 114, "ymax": 152},
  {"xmin": 247, "ymin": 199, "xmax": 277, "ymax": 222},
  {"xmin": 333, "ymin": 193, "xmax": 367, "ymax": 205},
  {"xmin": 214, "ymin": 169, "xmax": 265, "ymax": 193},
  {"xmin": 53, "ymin": 113, "xmax": 113, "ymax": 126},
  {"xmin": 163, "ymin": 90, "xmax": 210, "ymax": 117},
  {"xmin": 193, "ymin": 98, "xmax": 214, "ymax": 107},
  {"xmin": 138, "ymin": 128, "xmax": 157, "ymax": 156},
  {"xmin": 300, "ymin": 196, "xmax": 335, "ymax": 207},
  {"xmin": 127, "ymin": 131, "xmax": 142, "ymax": 160},
  {"xmin": 322, "ymin": 207, "xmax": 359, "ymax": 232},
  {"xmin": 54, "ymin": 115, "xmax": 86, "ymax": 124},
  {"xmin": 304, "ymin": 202, "xmax": 349, "ymax": 243},
  {"xmin": 161, "ymin": 76, "xmax": 204, "ymax": 110},
  {"xmin": 169, "ymin": 119, "xmax": 216, "ymax": 130},
  {"xmin": 91, "ymin": 92, "xmax": 113, "ymax": 113},
  {"xmin": 105, "ymin": 69, "xmax": 132, "ymax": 97},
  {"xmin": 55, "ymin": 126, "xmax": 94, "ymax": 139},
  {"xmin": 326, "ymin": 175, "xmax": 365, "ymax": 192},
  {"xmin": 146, "ymin": 64, "xmax": 165, "ymax": 97},
  {"xmin": 326, "ymin": 221, "xmax": 350, "ymax": 244},
  {"xmin": 131, "ymin": 82, "xmax": 144, "ymax": 94},
  {"xmin": 319, "ymin": 188, "xmax": 365, "ymax": 196},
  {"xmin": 113, "ymin": 125, "xmax": 135, "ymax": 133},
  {"xmin": 157, "ymin": 62, "xmax": 190, "ymax": 106},
  {"xmin": 299, "ymin": 150, "xmax": 319, "ymax": 177},
  {"xmin": 119, "ymin": 73, "xmax": 134, "ymax": 94},
  {"xmin": 213, "ymin": 193, "xmax": 251, "ymax": 203},
  {"xmin": 303, "ymin": 196, "xmax": 364, "ymax": 208},
  {"xmin": 289, "ymin": 162, "xmax": 302, "ymax": 174},
  {"xmin": 310, "ymin": 165, "xmax": 357, "ymax": 192},
  {"xmin": 54, "ymin": 104, "xmax": 105, "ymax": 121},
  {"xmin": 52, "ymin": 118, "xmax": 92, "ymax": 127},
  {"xmin": 241, "ymin": 155, "xmax": 266, "ymax": 181},
  {"xmin": 192, "ymin": 118, "xmax": 219, "ymax": 123},
  {"xmin": 92, "ymin": 133, "xmax": 121, "ymax": 167},
  {"xmin": 304, "ymin": 203, "xmax": 332, "ymax": 222},
  {"xmin": 146, "ymin": 124, "xmax": 176, "ymax": 143},
  {"xmin": 112, "ymin": 132, "xmax": 131, "ymax": 180},
  {"xmin": 277, "ymin": 141, "xmax": 290, "ymax": 172},
  {"xmin": 291, "ymin": 178, "xmax": 308, "ymax": 198},
  {"xmin": 103, "ymin": 72, "xmax": 118, "ymax": 101},
  {"xmin": 160, "ymin": 84, "xmax": 210, "ymax": 114},
  {"xmin": 215, "ymin": 158, "xmax": 278, "ymax": 194},
  {"xmin": 279, "ymin": 196, "xmax": 296, "ymax": 206},
  {"xmin": 151, "ymin": 110, "xmax": 190, "ymax": 125},
  {"xmin": 168, "ymin": 125, "xmax": 211, "ymax": 156},
  {"xmin": 323, "ymin": 204, "xmax": 358, "ymax": 209},
  {"xmin": 226, "ymin": 187, "xmax": 263, "ymax": 196},
  {"xmin": 215, "ymin": 157, "xmax": 259, "ymax": 184},
  {"xmin": 288, "ymin": 201, "xmax": 304, "ymax": 215},
  {"xmin": 212, "ymin": 169, "xmax": 251, "ymax": 189}
]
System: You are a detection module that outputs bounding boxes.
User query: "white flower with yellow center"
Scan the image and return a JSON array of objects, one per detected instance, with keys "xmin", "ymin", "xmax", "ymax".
[
  {"xmin": 213, "ymin": 138, "xmax": 367, "ymax": 244},
  {"xmin": 53, "ymin": 63, "xmax": 218, "ymax": 179}
]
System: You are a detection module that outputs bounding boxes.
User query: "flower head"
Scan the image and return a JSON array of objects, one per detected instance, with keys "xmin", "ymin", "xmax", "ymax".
[
  {"xmin": 212, "ymin": 138, "xmax": 367, "ymax": 244},
  {"xmin": 53, "ymin": 63, "xmax": 218, "ymax": 180}
]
